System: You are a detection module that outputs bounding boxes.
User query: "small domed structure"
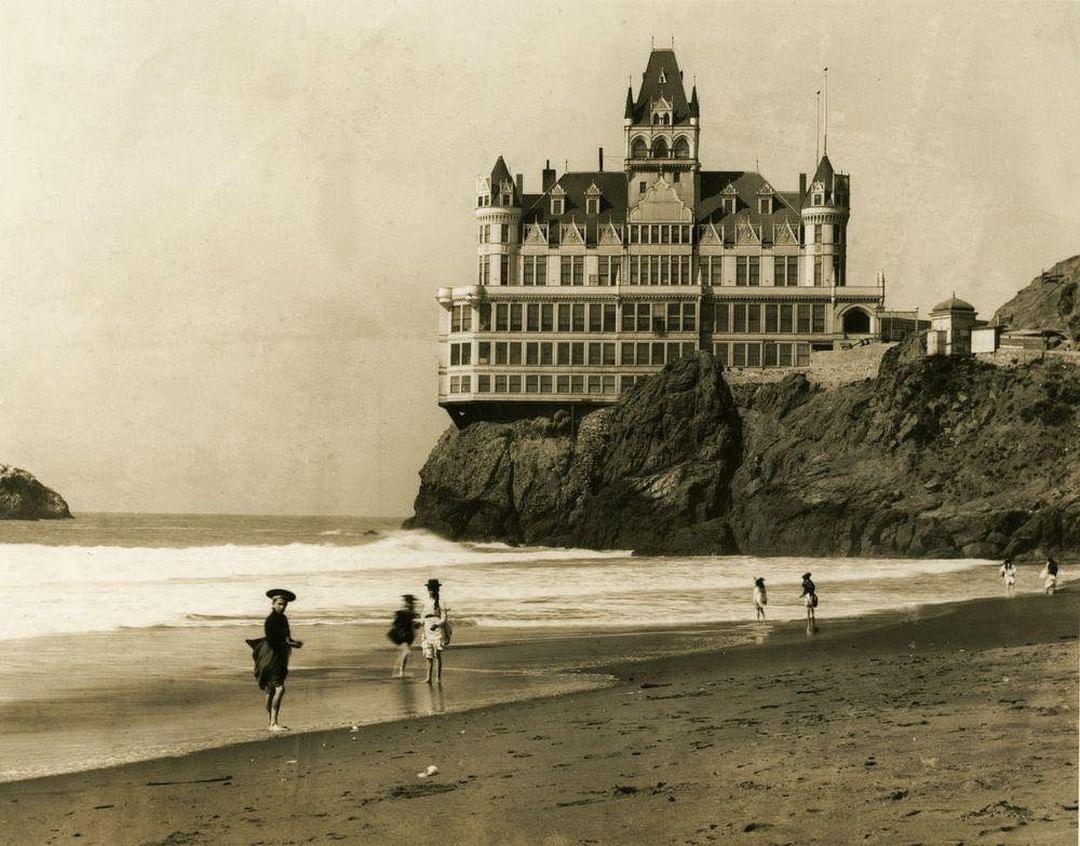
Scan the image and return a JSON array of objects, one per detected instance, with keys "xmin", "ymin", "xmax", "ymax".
[
  {"xmin": 928, "ymin": 293, "xmax": 979, "ymax": 356},
  {"xmin": 931, "ymin": 295, "xmax": 976, "ymax": 314}
]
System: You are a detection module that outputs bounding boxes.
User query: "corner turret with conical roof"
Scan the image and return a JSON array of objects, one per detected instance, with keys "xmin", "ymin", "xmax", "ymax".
[
  {"xmin": 800, "ymin": 153, "xmax": 851, "ymax": 287},
  {"xmin": 475, "ymin": 155, "xmax": 523, "ymax": 285}
]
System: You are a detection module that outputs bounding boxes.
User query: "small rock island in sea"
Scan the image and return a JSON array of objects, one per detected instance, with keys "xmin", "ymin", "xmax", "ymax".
[
  {"xmin": 409, "ymin": 258, "xmax": 1079, "ymax": 559},
  {"xmin": 0, "ymin": 465, "xmax": 72, "ymax": 520}
]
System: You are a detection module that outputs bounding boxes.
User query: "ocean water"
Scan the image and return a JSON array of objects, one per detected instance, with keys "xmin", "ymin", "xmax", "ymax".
[
  {"xmin": 0, "ymin": 513, "xmax": 1055, "ymax": 782},
  {"xmin": 0, "ymin": 513, "xmax": 1029, "ymax": 641}
]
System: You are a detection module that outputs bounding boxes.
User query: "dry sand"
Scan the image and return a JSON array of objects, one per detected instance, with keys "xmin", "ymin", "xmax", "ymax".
[{"xmin": 1, "ymin": 590, "xmax": 1076, "ymax": 845}]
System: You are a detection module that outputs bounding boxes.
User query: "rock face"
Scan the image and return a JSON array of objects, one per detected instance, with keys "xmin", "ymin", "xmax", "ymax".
[
  {"xmin": 994, "ymin": 255, "xmax": 1080, "ymax": 341},
  {"xmin": 407, "ymin": 353, "xmax": 742, "ymax": 553},
  {"xmin": 728, "ymin": 344, "xmax": 1079, "ymax": 559},
  {"xmin": 409, "ymin": 346, "xmax": 1079, "ymax": 559},
  {"xmin": 0, "ymin": 465, "xmax": 73, "ymax": 520}
]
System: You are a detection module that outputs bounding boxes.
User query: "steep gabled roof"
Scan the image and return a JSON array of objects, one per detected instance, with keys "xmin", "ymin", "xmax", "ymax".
[
  {"xmin": 629, "ymin": 49, "xmax": 692, "ymax": 125},
  {"xmin": 522, "ymin": 171, "xmax": 629, "ymax": 246},
  {"xmin": 696, "ymin": 170, "xmax": 802, "ymax": 238}
]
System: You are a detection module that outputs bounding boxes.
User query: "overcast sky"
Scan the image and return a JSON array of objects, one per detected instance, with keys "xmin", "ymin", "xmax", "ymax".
[{"xmin": 1, "ymin": 1, "xmax": 1078, "ymax": 517}]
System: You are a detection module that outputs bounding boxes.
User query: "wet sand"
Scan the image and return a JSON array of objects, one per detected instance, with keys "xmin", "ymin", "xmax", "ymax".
[{"xmin": 1, "ymin": 589, "xmax": 1076, "ymax": 845}]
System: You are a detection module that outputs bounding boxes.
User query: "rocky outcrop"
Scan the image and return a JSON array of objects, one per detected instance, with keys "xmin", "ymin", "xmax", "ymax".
[
  {"xmin": 994, "ymin": 255, "xmax": 1080, "ymax": 341},
  {"xmin": 406, "ymin": 353, "xmax": 742, "ymax": 553},
  {"xmin": 0, "ymin": 465, "xmax": 72, "ymax": 520},
  {"xmin": 727, "ymin": 345, "xmax": 1079, "ymax": 559},
  {"xmin": 409, "ymin": 345, "xmax": 1079, "ymax": 559}
]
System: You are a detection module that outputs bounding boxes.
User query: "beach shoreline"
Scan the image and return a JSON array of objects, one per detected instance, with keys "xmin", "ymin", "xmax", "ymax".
[{"xmin": 2, "ymin": 588, "xmax": 1076, "ymax": 845}]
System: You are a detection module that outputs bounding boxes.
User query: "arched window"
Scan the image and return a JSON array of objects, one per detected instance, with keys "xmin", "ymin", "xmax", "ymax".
[
  {"xmin": 651, "ymin": 138, "xmax": 669, "ymax": 158},
  {"xmin": 631, "ymin": 137, "xmax": 648, "ymax": 159},
  {"xmin": 652, "ymin": 113, "xmax": 660, "ymax": 125},
  {"xmin": 842, "ymin": 308, "xmax": 871, "ymax": 334},
  {"xmin": 673, "ymin": 136, "xmax": 690, "ymax": 159}
]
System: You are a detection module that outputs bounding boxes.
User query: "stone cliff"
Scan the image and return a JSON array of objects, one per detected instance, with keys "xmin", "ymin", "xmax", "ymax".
[
  {"xmin": 0, "ymin": 465, "xmax": 73, "ymax": 520},
  {"xmin": 994, "ymin": 255, "xmax": 1080, "ymax": 341},
  {"xmin": 408, "ymin": 347, "xmax": 1078, "ymax": 559}
]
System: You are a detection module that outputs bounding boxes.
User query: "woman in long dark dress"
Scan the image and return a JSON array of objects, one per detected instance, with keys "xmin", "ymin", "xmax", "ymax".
[
  {"xmin": 390, "ymin": 594, "xmax": 419, "ymax": 678},
  {"xmin": 247, "ymin": 588, "xmax": 303, "ymax": 732}
]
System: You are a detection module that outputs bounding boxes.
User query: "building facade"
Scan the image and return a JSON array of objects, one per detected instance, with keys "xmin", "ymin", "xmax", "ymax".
[{"xmin": 437, "ymin": 48, "xmax": 884, "ymax": 426}]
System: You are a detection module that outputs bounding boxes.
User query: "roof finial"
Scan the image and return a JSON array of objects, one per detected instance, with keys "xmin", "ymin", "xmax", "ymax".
[
  {"xmin": 671, "ymin": 35, "xmax": 675, "ymax": 49},
  {"xmin": 651, "ymin": 35, "xmax": 655, "ymax": 49}
]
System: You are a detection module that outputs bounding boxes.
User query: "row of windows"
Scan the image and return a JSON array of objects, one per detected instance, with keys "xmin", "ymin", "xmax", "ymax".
[
  {"xmin": 449, "ymin": 340, "xmax": 702, "ymax": 368},
  {"xmin": 453, "ymin": 301, "xmax": 834, "ymax": 335},
  {"xmin": 628, "ymin": 254, "xmax": 693, "ymax": 285},
  {"xmin": 471, "ymin": 373, "xmax": 619, "ymax": 395},
  {"xmin": 460, "ymin": 302, "xmax": 697, "ymax": 334},
  {"xmin": 714, "ymin": 342, "xmax": 812, "ymax": 369},
  {"xmin": 482, "ymin": 254, "xmax": 842, "ymax": 288},
  {"xmin": 626, "ymin": 224, "xmax": 693, "ymax": 245},
  {"xmin": 714, "ymin": 303, "xmax": 829, "ymax": 334},
  {"xmin": 449, "ymin": 373, "xmax": 651, "ymax": 396}
]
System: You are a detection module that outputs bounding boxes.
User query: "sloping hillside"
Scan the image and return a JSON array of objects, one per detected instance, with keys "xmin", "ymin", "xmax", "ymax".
[{"xmin": 994, "ymin": 255, "xmax": 1080, "ymax": 341}]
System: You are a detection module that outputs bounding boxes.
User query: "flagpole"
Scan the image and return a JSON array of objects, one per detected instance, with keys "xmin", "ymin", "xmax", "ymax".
[
  {"xmin": 815, "ymin": 89, "xmax": 821, "ymax": 163},
  {"xmin": 823, "ymin": 66, "xmax": 829, "ymax": 156}
]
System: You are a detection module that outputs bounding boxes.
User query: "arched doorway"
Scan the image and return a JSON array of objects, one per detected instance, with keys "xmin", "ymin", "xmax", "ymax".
[{"xmin": 842, "ymin": 308, "xmax": 871, "ymax": 334}]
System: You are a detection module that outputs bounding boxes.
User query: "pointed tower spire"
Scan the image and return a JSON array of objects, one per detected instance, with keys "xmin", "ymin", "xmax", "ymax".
[
  {"xmin": 689, "ymin": 84, "xmax": 699, "ymax": 118},
  {"xmin": 624, "ymin": 84, "xmax": 635, "ymax": 119}
]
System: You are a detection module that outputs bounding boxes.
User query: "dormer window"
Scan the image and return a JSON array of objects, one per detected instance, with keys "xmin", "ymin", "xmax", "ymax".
[
  {"xmin": 813, "ymin": 193, "xmax": 823, "ymax": 206},
  {"xmin": 585, "ymin": 182, "xmax": 601, "ymax": 215},
  {"xmin": 550, "ymin": 184, "xmax": 566, "ymax": 216},
  {"xmin": 658, "ymin": 68, "xmax": 667, "ymax": 83},
  {"xmin": 758, "ymin": 197, "xmax": 772, "ymax": 214},
  {"xmin": 721, "ymin": 197, "xmax": 735, "ymax": 215},
  {"xmin": 501, "ymin": 192, "xmax": 511, "ymax": 206}
]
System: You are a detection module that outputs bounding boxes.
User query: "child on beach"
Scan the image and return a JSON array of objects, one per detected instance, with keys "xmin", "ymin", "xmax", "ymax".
[
  {"xmin": 420, "ymin": 578, "xmax": 449, "ymax": 684},
  {"xmin": 1041, "ymin": 556, "xmax": 1059, "ymax": 595},
  {"xmin": 799, "ymin": 573, "xmax": 818, "ymax": 627},
  {"xmin": 999, "ymin": 558, "xmax": 1016, "ymax": 597},
  {"xmin": 389, "ymin": 594, "xmax": 419, "ymax": 678},
  {"xmin": 245, "ymin": 588, "xmax": 303, "ymax": 732},
  {"xmin": 753, "ymin": 577, "xmax": 767, "ymax": 620}
]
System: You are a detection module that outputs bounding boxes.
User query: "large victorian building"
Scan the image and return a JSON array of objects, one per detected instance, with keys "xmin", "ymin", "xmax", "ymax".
[{"xmin": 437, "ymin": 48, "xmax": 883, "ymax": 425}]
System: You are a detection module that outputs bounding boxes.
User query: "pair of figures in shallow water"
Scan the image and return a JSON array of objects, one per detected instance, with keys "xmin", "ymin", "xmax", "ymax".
[
  {"xmin": 389, "ymin": 578, "xmax": 450, "ymax": 683},
  {"xmin": 246, "ymin": 579, "xmax": 449, "ymax": 732},
  {"xmin": 751, "ymin": 573, "xmax": 819, "ymax": 628},
  {"xmin": 1000, "ymin": 556, "xmax": 1061, "ymax": 597}
]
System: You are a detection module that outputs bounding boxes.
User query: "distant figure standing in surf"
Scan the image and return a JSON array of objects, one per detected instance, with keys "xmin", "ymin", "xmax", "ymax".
[
  {"xmin": 799, "ymin": 572, "xmax": 818, "ymax": 629},
  {"xmin": 389, "ymin": 594, "xmax": 419, "ymax": 678},
  {"xmin": 999, "ymin": 558, "xmax": 1017, "ymax": 597},
  {"xmin": 420, "ymin": 578, "xmax": 450, "ymax": 684},
  {"xmin": 246, "ymin": 588, "xmax": 303, "ymax": 732},
  {"xmin": 753, "ymin": 577, "xmax": 768, "ymax": 620},
  {"xmin": 1041, "ymin": 556, "xmax": 1059, "ymax": 595}
]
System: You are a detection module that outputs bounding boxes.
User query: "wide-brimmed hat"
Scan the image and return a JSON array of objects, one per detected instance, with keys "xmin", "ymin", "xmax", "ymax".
[
  {"xmin": 801, "ymin": 573, "xmax": 812, "ymax": 580},
  {"xmin": 754, "ymin": 576, "xmax": 765, "ymax": 585},
  {"xmin": 426, "ymin": 578, "xmax": 442, "ymax": 590},
  {"xmin": 266, "ymin": 588, "xmax": 297, "ymax": 602},
  {"xmin": 402, "ymin": 593, "xmax": 417, "ymax": 603}
]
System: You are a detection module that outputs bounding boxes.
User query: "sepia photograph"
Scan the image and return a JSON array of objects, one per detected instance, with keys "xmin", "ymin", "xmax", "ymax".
[{"xmin": 1, "ymin": 1, "xmax": 1077, "ymax": 843}]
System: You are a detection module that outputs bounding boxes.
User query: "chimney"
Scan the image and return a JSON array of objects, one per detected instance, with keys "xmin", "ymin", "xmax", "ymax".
[
  {"xmin": 799, "ymin": 172, "xmax": 807, "ymax": 199},
  {"xmin": 542, "ymin": 159, "xmax": 556, "ymax": 192},
  {"xmin": 515, "ymin": 173, "xmax": 523, "ymax": 196},
  {"xmin": 598, "ymin": 147, "xmax": 604, "ymax": 172}
]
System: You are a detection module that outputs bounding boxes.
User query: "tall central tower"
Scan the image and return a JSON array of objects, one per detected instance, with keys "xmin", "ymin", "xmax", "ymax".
[{"xmin": 623, "ymin": 48, "xmax": 700, "ymax": 210}]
